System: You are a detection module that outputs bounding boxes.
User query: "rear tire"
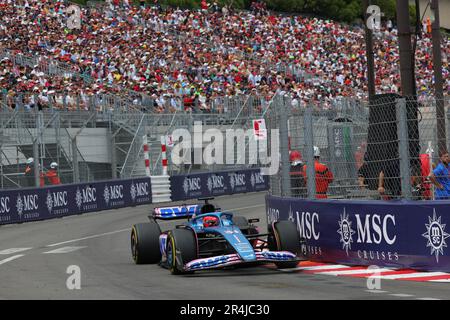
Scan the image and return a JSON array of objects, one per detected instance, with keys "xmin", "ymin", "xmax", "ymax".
[
  {"xmin": 167, "ymin": 228, "xmax": 198, "ymax": 275},
  {"xmin": 269, "ymin": 221, "xmax": 301, "ymax": 269},
  {"xmin": 131, "ymin": 222, "xmax": 161, "ymax": 265}
]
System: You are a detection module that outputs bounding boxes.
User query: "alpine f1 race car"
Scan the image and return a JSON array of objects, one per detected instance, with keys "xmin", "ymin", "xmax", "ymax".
[{"xmin": 130, "ymin": 198, "xmax": 305, "ymax": 274}]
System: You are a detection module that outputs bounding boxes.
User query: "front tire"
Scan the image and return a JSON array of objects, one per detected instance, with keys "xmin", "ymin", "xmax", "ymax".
[
  {"xmin": 269, "ymin": 220, "xmax": 301, "ymax": 269},
  {"xmin": 131, "ymin": 222, "xmax": 161, "ymax": 264},
  {"xmin": 167, "ymin": 228, "xmax": 198, "ymax": 275}
]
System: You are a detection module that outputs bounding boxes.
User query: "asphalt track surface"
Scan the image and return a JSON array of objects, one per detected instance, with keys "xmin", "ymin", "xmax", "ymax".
[{"xmin": 0, "ymin": 192, "xmax": 448, "ymax": 300}]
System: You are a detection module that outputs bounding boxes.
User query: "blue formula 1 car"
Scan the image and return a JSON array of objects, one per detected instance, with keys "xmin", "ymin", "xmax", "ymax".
[{"xmin": 130, "ymin": 198, "xmax": 305, "ymax": 274}]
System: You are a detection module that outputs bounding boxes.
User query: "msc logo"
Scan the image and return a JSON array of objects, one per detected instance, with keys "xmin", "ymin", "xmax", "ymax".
[
  {"xmin": 355, "ymin": 214, "xmax": 397, "ymax": 245},
  {"xmin": 267, "ymin": 208, "xmax": 279, "ymax": 224},
  {"xmin": 16, "ymin": 194, "xmax": 39, "ymax": 217},
  {"xmin": 296, "ymin": 211, "xmax": 320, "ymax": 241},
  {"xmin": 0, "ymin": 196, "xmax": 10, "ymax": 214},
  {"xmin": 75, "ymin": 187, "xmax": 96, "ymax": 209},
  {"xmin": 229, "ymin": 173, "xmax": 245, "ymax": 191},
  {"xmin": 250, "ymin": 172, "xmax": 264, "ymax": 188},
  {"xmin": 110, "ymin": 185, "xmax": 124, "ymax": 199},
  {"xmin": 338, "ymin": 209, "xmax": 397, "ymax": 257},
  {"xmin": 423, "ymin": 209, "xmax": 450, "ymax": 263},
  {"xmin": 131, "ymin": 181, "xmax": 149, "ymax": 203},
  {"xmin": 207, "ymin": 175, "xmax": 224, "ymax": 192},
  {"xmin": 46, "ymin": 191, "xmax": 68, "ymax": 213},
  {"xmin": 135, "ymin": 182, "xmax": 149, "ymax": 196},
  {"xmin": 104, "ymin": 184, "xmax": 124, "ymax": 205},
  {"xmin": 183, "ymin": 177, "xmax": 201, "ymax": 195},
  {"xmin": 337, "ymin": 209, "xmax": 355, "ymax": 255}
]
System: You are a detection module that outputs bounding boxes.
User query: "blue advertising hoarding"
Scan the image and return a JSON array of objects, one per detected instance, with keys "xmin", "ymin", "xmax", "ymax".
[
  {"xmin": 0, "ymin": 168, "xmax": 269, "ymax": 226},
  {"xmin": 171, "ymin": 168, "xmax": 269, "ymax": 201},
  {"xmin": 0, "ymin": 177, "xmax": 152, "ymax": 225},
  {"xmin": 266, "ymin": 195, "xmax": 450, "ymax": 272}
]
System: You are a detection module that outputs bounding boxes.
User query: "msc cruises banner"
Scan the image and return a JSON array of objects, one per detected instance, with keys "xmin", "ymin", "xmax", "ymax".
[
  {"xmin": 171, "ymin": 169, "xmax": 269, "ymax": 201},
  {"xmin": 266, "ymin": 195, "xmax": 450, "ymax": 272},
  {"xmin": 0, "ymin": 178, "xmax": 152, "ymax": 225}
]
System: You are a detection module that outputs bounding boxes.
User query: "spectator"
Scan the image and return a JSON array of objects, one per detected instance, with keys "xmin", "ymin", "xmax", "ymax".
[
  {"xmin": 429, "ymin": 151, "xmax": 450, "ymax": 200},
  {"xmin": 45, "ymin": 162, "xmax": 61, "ymax": 185},
  {"xmin": 302, "ymin": 146, "xmax": 334, "ymax": 199},
  {"xmin": 23, "ymin": 157, "xmax": 45, "ymax": 187},
  {"xmin": 0, "ymin": 0, "xmax": 448, "ymax": 112},
  {"xmin": 377, "ymin": 159, "xmax": 401, "ymax": 199}
]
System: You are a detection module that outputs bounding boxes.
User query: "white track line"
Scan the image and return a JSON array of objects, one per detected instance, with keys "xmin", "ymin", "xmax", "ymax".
[
  {"xmin": 429, "ymin": 279, "xmax": 450, "ymax": 283},
  {"xmin": 0, "ymin": 248, "xmax": 32, "ymax": 255},
  {"xmin": 0, "ymin": 255, "xmax": 24, "ymax": 266},
  {"xmin": 389, "ymin": 293, "xmax": 415, "ymax": 298},
  {"xmin": 43, "ymin": 246, "xmax": 86, "ymax": 254},
  {"xmin": 297, "ymin": 264, "xmax": 351, "ymax": 271},
  {"xmin": 46, "ymin": 229, "xmax": 131, "ymax": 247},
  {"xmin": 317, "ymin": 268, "xmax": 391, "ymax": 276},
  {"xmin": 371, "ymin": 272, "xmax": 449, "ymax": 280},
  {"xmin": 277, "ymin": 264, "xmax": 351, "ymax": 272},
  {"xmin": 416, "ymin": 298, "xmax": 442, "ymax": 300},
  {"xmin": 365, "ymin": 290, "xmax": 389, "ymax": 294}
]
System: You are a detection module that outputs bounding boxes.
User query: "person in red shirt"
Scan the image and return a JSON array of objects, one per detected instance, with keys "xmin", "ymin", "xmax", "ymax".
[
  {"xmin": 46, "ymin": 162, "xmax": 61, "ymax": 185},
  {"xmin": 302, "ymin": 146, "xmax": 334, "ymax": 199},
  {"xmin": 24, "ymin": 157, "xmax": 46, "ymax": 187}
]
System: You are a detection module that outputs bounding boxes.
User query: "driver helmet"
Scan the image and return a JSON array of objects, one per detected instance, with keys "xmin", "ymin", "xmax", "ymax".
[
  {"xmin": 203, "ymin": 216, "xmax": 220, "ymax": 228},
  {"xmin": 50, "ymin": 162, "xmax": 58, "ymax": 169}
]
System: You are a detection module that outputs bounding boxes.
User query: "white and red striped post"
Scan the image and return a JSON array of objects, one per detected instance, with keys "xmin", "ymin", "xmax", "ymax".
[
  {"xmin": 143, "ymin": 135, "xmax": 151, "ymax": 177},
  {"xmin": 161, "ymin": 136, "xmax": 168, "ymax": 176}
]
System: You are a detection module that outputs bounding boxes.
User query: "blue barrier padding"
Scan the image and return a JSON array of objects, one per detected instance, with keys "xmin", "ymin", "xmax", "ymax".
[
  {"xmin": 0, "ymin": 168, "xmax": 270, "ymax": 226},
  {"xmin": 0, "ymin": 178, "xmax": 152, "ymax": 225},
  {"xmin": 266, "ymin": 195, "xmax": 450, "ymax": 272},
  {"xmin": 170, "ymin": 168, "xmax": 269, "ymax": 201}
]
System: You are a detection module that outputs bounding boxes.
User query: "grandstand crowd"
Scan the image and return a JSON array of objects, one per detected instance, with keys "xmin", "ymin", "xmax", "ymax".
[{"xmin": 0, "ymin": 0, "xmax": 449, "ymax": 112}]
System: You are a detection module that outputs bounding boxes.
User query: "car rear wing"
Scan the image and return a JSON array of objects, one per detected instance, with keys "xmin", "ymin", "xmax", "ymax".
[{"xmin": 152, "ymin": 204, "xmax": 201, "ymax": 220}]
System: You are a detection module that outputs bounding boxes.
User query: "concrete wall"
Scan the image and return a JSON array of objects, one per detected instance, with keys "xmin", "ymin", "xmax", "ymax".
[
  {"xmin": 1, "ymin": 128, "xmax": 110, "ymax": 165},
  {"xmin": 68, "ymin": 128, "xmax": 110, "ymax": 163}
]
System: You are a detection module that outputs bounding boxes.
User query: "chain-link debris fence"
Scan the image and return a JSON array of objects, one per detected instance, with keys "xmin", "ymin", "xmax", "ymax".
[{"xmin": 268, "ymin": 94, "xmax": 450, "ymax": 201}]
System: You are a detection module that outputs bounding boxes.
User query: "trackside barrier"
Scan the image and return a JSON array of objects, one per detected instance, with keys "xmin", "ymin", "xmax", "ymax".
[
  {"xmin": 266, "ymin": 195, "xmax": 450, "ymax": 272},
  {"xmin": 171, "ymin": 168, "xmax": 269, "ymax": 202},
  {"xmin": 0, "ymin": 178, "xmax": 152, "ymax": 226},
  {"xmin": 151, "ymin": 176, "xmax": 171, "ymax": 203},
  {"xmin": 0, "ymin": 169, "xmax": 270, "ymax": 226}
]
